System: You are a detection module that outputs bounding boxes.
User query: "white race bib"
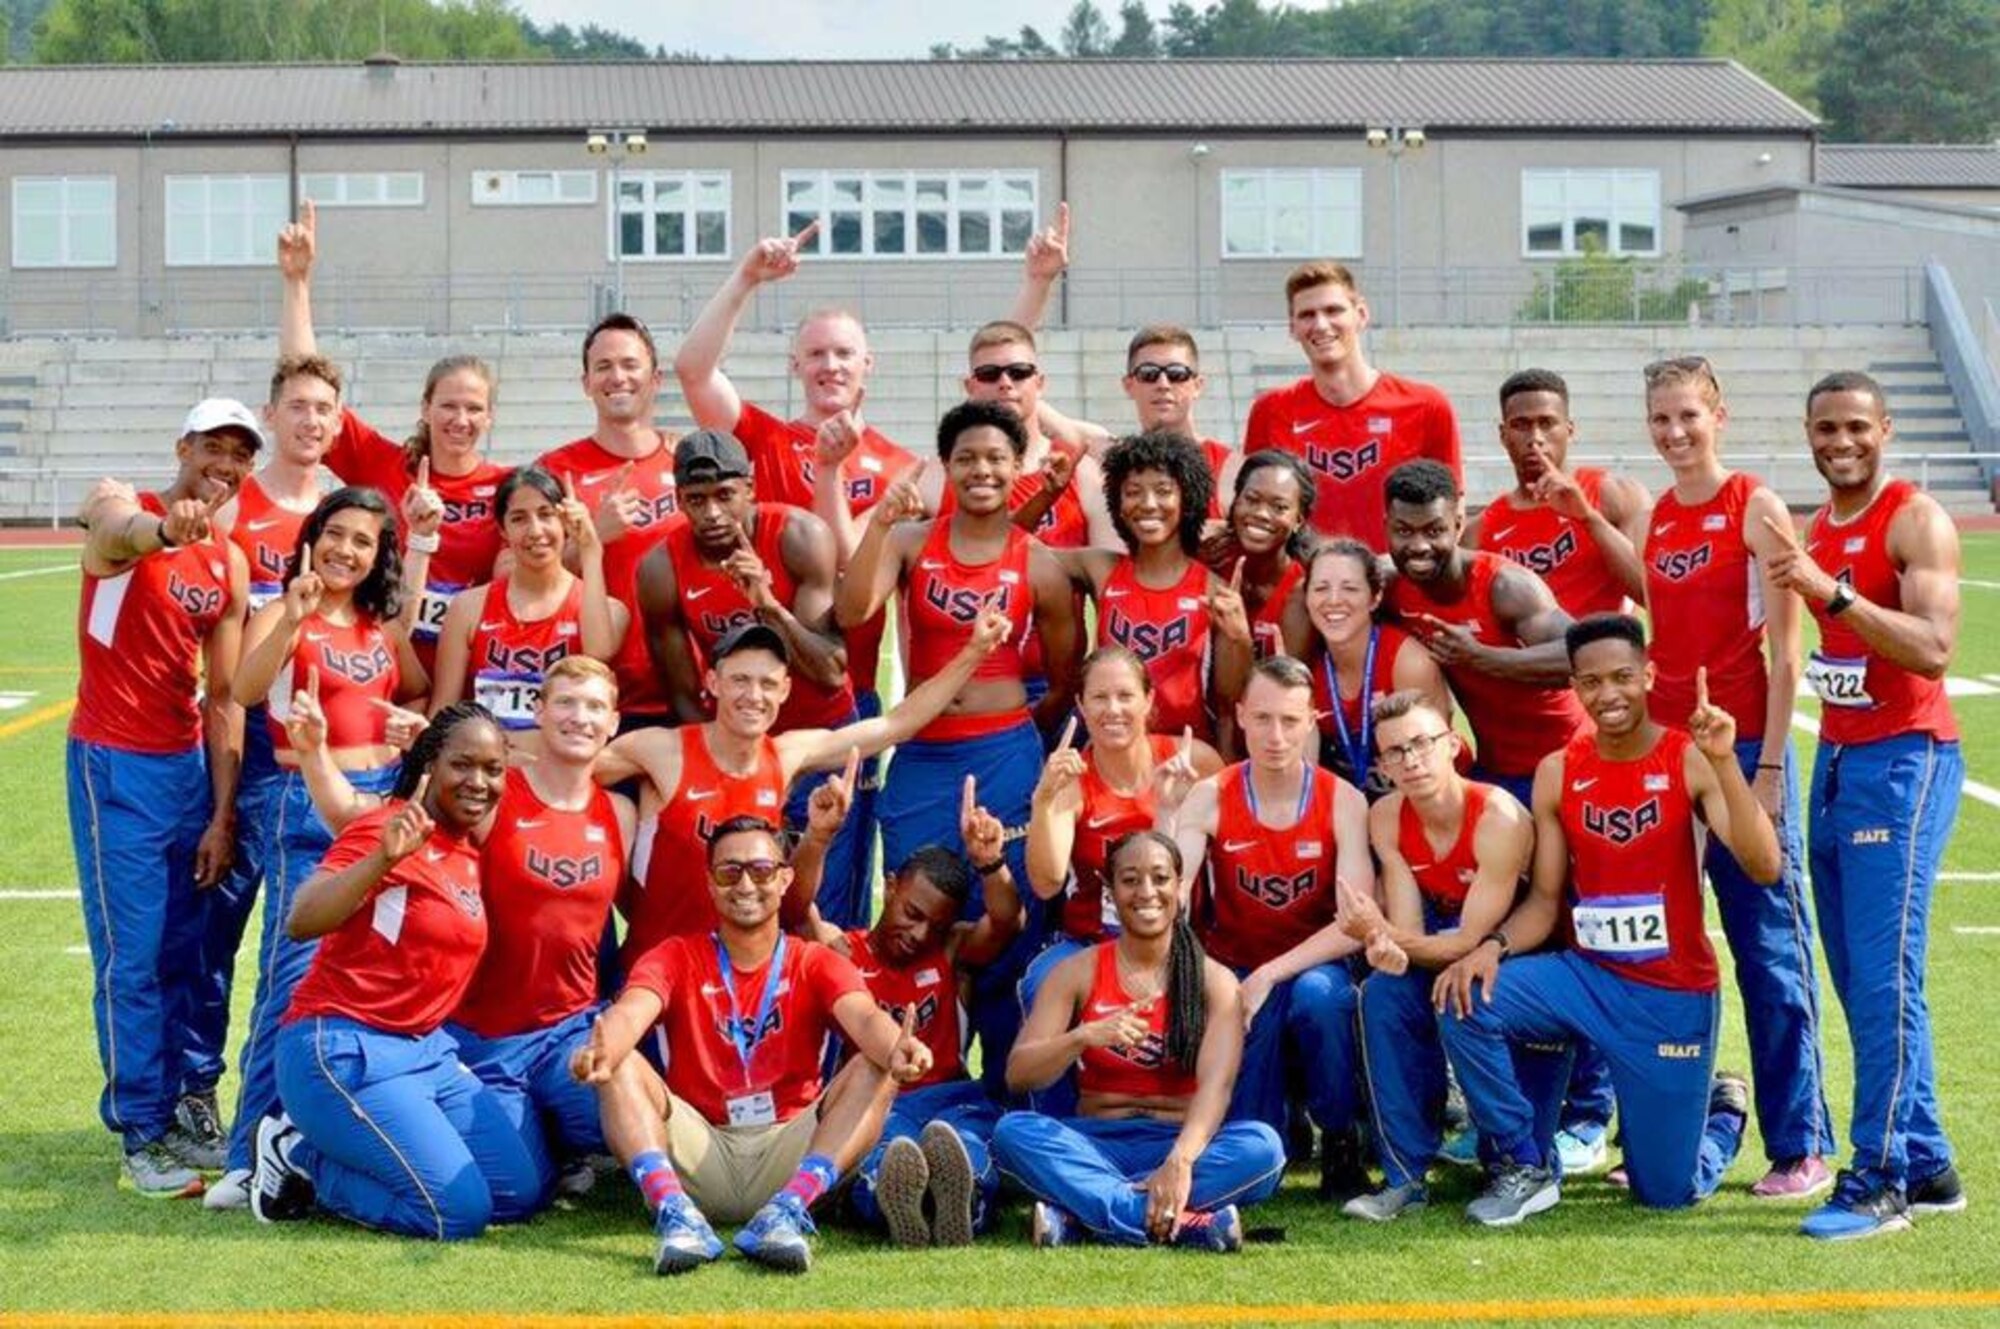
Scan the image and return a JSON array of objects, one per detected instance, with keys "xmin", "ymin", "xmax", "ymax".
[
  {"xmin": 726, "ymin": 1090, "xmax": 777, "ymax": 1128},
  {"xmin": 1573, "ymin": 894, "xmax": 1669, "ymax": 962},
  {"xmin": 411, "ymin": 582, "xmax": 463, "ymax": 643},
  {"xmin": 1804, "ymin": 651, "xmax": 1875, "ymax": 710},
  {"xmin": 474, "ymin": 670, "xmax": 541, "ymax": 730},
  {"xmin": 247, "ymin": 581, "xmax": 283, "ymax": 614}
]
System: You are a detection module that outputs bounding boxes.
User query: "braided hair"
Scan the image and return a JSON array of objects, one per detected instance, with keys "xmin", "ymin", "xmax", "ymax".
[
  {"xmin": 1106, "ymin": 829, "xmax": 1208, "ymax": 1072},
  {"xmin": 390, "ymin": 701, "xmax": 497, "ymax": 802}
]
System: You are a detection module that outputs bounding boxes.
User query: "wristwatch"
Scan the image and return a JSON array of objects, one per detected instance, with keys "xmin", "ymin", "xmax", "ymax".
[{"xmin": 1826, "ymin": 583, "xmax": 1857, "ymax": 617}]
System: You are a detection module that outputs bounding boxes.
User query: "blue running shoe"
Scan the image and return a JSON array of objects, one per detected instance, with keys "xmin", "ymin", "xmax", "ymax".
[
  {"xmin": 653, "ymin": 1196, "xmax": 724, "ymax": 1275},
  {"xmin": 1555, "ymin": 1121, "xmax": 1609, "ymax": 1176},
  {"xmin": 734, "ymin": 1191, "xmax": 817, "ymax": 1272},
  {"xmin": 1802, "ymin": 1170, "xmax": 1912, "ymax": 1242},
  {"xmin": 1171, "ymin": 1204, "xmax": 1244, "ymax": 1252}
]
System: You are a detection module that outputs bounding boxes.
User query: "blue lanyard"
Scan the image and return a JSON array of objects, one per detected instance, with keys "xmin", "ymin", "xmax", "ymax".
[
  {"xmin": 1243, "ymin": 762, "xmax": 1314, "ymax": 826},
  {"xmin": 713, "ymin": 933, "xmax": 787, "ymax": 1086},
  {"xmin": 1320, "ymin": 627, "xmax": 1378, "ymax": 787}
]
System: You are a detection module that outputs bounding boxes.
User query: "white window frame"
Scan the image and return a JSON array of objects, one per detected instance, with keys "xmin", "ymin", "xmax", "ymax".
[
  {"xmin": 469, "ymin": 170, "xmax": 598, "ymax": 207},
  {"xmin": 11, "ymin": 175, "xmax": 117, "ymax": 269},
  {"xmin": 298, "ymin": 172, "xmax": 425, "ymax": 209},
  {"xmin": 780, "ymin": 169, "xmax": 1039, "ymax": 260},
  {"xmin": 611, "ymin": 170, "xmax": 732, "ymax": 262},
  {"xmin": 165, "ymin": 174, "xmax": 289, "ymax": 268},
  {"xmin": 1520, "ymin": 168, "xmax": 1662, "ymax": 259},
  {"xmin": 1219, "ymin": 168, "xmax": 1364, "ymax": 261}
]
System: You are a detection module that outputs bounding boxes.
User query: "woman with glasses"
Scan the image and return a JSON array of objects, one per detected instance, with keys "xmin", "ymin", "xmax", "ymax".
[{"xmin": 1640, "ymin": 355, "xmax": 1836, "ymax": 1200}]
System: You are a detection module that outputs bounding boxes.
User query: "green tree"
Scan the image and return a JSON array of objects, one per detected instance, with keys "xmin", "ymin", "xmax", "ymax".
[
  {"xmin": 1060, "ymin": 0, "xmax": 1112, "ymax": 56},
  {"xmin": 1701, "ymin": 0, "xmax": 1840, "ymax": 109},
  {"xmin": 30, "ymin": 0, "xmax": 575, "ymax": 62},
  {"xmin": 1816, "ymin": 0, "xmax": 2000, "ymax": 140},
  {"xmin": 1110, "ymin": 0, "xmax": 1161, "ymax": 56}
]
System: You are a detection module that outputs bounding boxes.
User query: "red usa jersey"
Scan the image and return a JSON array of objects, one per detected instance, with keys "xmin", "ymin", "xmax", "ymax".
[
  {"xmin": 1479, "ymin": 469, "xmax": 1627, "ymax": 619},
  {"xmin": 1074, "ymin": 942, "xmax": 1198, "ymax": 1101},
  {"xmin": 1096, "ymin": 558, "xmax": 1212, "ymax": 740},
  {"xmin": 664, "ymin": 503, "xmax": 855, "ymax": 730},
  {"xmin": 1199, "ymin": 438, "xmax": 1232, "ymax": 520},
  {"xmin": 1312, "ymin": 624, "xmax": 1412, "ymax": 800},
  {"xmin": 1395, "ymin": 781, "xmax": 1491, "ymax": 922},
  {"xmin": 843, "ymin": 928, "xmax": 963, "ymax": 1089},
  {"xmin": 1644, "ymin": 472, "xmax": 1767, "ymax": 739},
  {"xmin": 71, "ymin": 494, "xmax": 233, "ymax": 754},
  {"xmin": 228, "ymin": 475, "xmax": 311, "ymax": 613},
  {"xmin": 1199, "ymin": 763, "xmax": 1340, "ymax": 971},
  {"xmin": 733, "ymin": 401, "xmax": 912, "ymax": 698},
  {"xmin": 1803, "ymin": 479, "xmax": 1957, "ymax": 746},
  {"xmin": 1062, "ymin": 735, "xmax": 1178, "ymax": 942},
  {"xmin": 1559, "ymin": 727, "xmax": 1714, "ymax": 993},
  {"xmin": 1241, "ymin": 374, "xmax": 1461, "ymax": 551},
  {"xmin": 452, "ymin": 769, "xmax": 625, "ymax": 1039},
  {"xmin": 535, "ymin": 435, "xmax": 679, "ymax": 716},
  {"xmin": 465, "ymin": 576, "xmax": 584, "ymax": 732},
  {"xmin": 625, "ymin": 934, "xmax": 865, "ymax": 1126},
  {"xmin": 624, "ymin": 728, "xmax": 786, "ymax": 962},
  {"xmin": 904, "ymin": 520, "xmax": 1033, "ymax": 687},
  {"xmin": 264, "ymin": 611, "xmax": 399, "ymax": 756},
  {"xmin": 1387, "ymin": 552, "xmax": 1587, "ymax": 779},
  {"xmin": 285, "ymin": 805, "xmax": 487, "ymax": 1035},
  {"xmin": 1249, "ymin": 560, "xmax": 1304, "ymax": 661}
]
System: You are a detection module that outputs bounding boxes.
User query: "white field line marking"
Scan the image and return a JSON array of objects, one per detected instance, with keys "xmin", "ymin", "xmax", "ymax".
[
  {"xmin": 0, "ymin": 889, "xmax": 77, "ymax": 900},
  {"xmin": 1952, "ymin": 927, "xmax": 2000, "ymax": 936},
  {"xmin": 62, "ymin": 944, "xmax": 88, "ymax": 954},
  {"xmin": 0, "ymin": 563, "xmax": 76, "ymax": 582},
  {"xmin": 1941, "ymin": 873, "xmax": 2000, "ymax": 881},
  {"xmin": 1792, "ymin": 712, "xmax": 2000, "ymax": 810},
  {"xmin": 1959, "ymin": 579, "xmax": 2000, "ymax": 590}
]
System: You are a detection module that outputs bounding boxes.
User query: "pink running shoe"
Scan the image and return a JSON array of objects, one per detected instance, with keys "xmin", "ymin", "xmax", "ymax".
[{"xmin": 1752, "ymin": 1156, "xmax": 1835, "ymax": 1200}]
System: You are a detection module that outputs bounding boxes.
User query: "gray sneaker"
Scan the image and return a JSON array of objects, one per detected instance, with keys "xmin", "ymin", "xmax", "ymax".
[
  {"xmin": 1467, "ymin": 1162, "xmax": 1559, "ymax": 1227},
  {"xmin": 165, "ymin": 1093, "xmax": 227, "ymax": 1173},
  {"xmin": 876, "ymin": 1137, "xmax": 931, "ymax": 1248},
  {"xmin": 1342, "ymin": 1180, "xmax": 1428, "ymax": 1222},
  {"xmin": 920, "ymin": 1121, "xmax": 978, "ymax": 1248},
  {"xmin": 122, "ymin": 1139, "xmax": 205, "ymax": 1199}
]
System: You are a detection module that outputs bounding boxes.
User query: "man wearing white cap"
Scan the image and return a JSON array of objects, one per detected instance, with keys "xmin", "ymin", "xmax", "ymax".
[{"xmin": 68, "ymin": 398, "xmax": 260, "ymax": 1198}]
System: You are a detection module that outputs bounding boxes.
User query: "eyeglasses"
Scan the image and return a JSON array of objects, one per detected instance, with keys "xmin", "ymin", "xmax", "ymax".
[
  {"xmin": 1379, "ymin": 731, "xmax": 1450, "ymax": 766},
  {"xmin": 1643, "ymin": 355, "xmax": 1722, "ymax": 394},
  {"xmin": 970, "ymin": 362, "xmax": 1039, "ymax": 384},
  {"xmin": 711, "ymin": 859, "xmax": 786, "ymax": 886},
  {"xmin": 1128, "ymin": 362, "xmax": 1198, "ymax": 385}
]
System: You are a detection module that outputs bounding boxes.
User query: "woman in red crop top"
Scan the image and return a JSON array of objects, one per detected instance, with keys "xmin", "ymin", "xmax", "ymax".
[{"xmin": 992, "ymin": 832, "xmax": 1285, "ymax": 1250}]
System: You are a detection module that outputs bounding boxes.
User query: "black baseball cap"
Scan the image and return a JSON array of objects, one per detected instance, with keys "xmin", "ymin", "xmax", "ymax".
[
  {"xmin": 711, "ymin": 621, "xmax": 789, "ymax": 666},
  {"xmin": 674, "ymin": 429, "xmax": 753, "ymax": 486}
]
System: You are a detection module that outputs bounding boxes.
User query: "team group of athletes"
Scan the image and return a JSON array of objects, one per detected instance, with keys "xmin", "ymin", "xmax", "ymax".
[{"xmin": 65, "ymin": 199, "xmax": 1965, "ymax": 1273}]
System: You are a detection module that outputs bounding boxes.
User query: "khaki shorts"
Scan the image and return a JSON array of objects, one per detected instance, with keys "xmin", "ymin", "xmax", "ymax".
[{"xmin": 664, "ymin": 1089, "xmax": 821, "ymax": 1224}]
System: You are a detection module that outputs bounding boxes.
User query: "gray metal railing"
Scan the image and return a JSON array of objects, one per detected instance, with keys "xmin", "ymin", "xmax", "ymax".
[{"xmin": 1925, "ymin": 262, "xmax": 2000, "ymax": 486}]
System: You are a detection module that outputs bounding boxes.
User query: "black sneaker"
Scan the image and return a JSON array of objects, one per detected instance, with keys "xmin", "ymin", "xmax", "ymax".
[
  {"xmin": 1317, "ymin": 1128, "xmax": 1371, "ymax": 1203},
  {"xmin": 1909, "ymin": 1165, "xmax": 1967, "ymax": 1216},
  {"xmin": 1707, "ymin": 1072, "xmax": 1750, "ymax": 1124},
  {"xmin": 165, "ymin": 1091, "xmax": 226, "ymax": 1172},
  {"xmin": 250, "ymin": 1114, "xmax": 314, "ymax": 1224},
  {"xmin": 1467, "ymin": 1162, "xmax": 1560, "ymax": 1227}
]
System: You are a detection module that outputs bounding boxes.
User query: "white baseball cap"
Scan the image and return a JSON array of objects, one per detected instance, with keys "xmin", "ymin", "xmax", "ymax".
[{"xmin": 180, "ymin": 397, "xmax": 265, "ymax": 449}]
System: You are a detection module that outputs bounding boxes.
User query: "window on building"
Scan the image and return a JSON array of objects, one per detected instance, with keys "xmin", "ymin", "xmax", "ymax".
[
  {"xmin": 165, "ymin": 175, "xmax": 288, "ymax": 267},
  {"xmin": 299, "ymin": 172, "xmax": 424, "ymax": 208},
  {"xmin": 781, "ymin": 170, "xmax": 1037, "ymax": 259},
  {"xmin": 1221, "ymin": 169, "xmax": 1363, "ymax": 260},
  {"xmin": 1521, "ymin": 169, "xmax": 1661, "ymax": 257},
  {"xmin": 614, "ymin": 171, "xmax": 731, "ymax": 260},
  {"xmin": 12, "ymin": 176, "xmax": 116, "ymax": 269},
  {"xmin": 469, "ymin": 170, "xmax": 598, "ymax": 207}
]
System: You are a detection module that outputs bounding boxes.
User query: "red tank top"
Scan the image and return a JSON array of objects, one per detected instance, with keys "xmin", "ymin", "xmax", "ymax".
[
  {"xmin": 534, "ymin": 435, "xmax": 680, "ymax": 716},
  {"xmin": 71, "ymin": 494, "xmax": 233, "ymax": 754},
  {"xmin": 1249, "ymin": 560, "xmax": 1304, "ymax": 661},
  {"xmin": 842, "ymin": 928, "xmax": 963, "ymax": 1090},
  {"xmin": 624, "ymin": 728, "xmax": 786, "ymax": 962},
  {"xmin": 1200, "ymin": 438, "xmax": 1232, "ymax": 520},
  {"xmin": 666, "ymin": 504, "xmax": 856, "ymax": 730},
  {"xmin": 1199, "ymin": 763, "xmax": 1340, "ymax": 971},
  {"xmin": 1097, "ymin": 558, "xmax": 1212, "ymax": 739},
  {"xmin": 229, "ymin": 475, "xmax": 311, "ymax": 614},
  {"xmin": 1803, "ymin": 481, "xmax": 1958, "ymax": 746},
  {"xmin": 1074, "ymin": 943, "xmax": 1199, "ymax": 1101},
  {"xmin": 1311, "ymin": 622, "xmax": 1411, "ymax": 798},
  {"xmin": 452, "ymin": 769, "xmax": 625, "ymax": 1039},
  {"xmin": 1388, "ymin": 552, "xmax": 1588, "ymax": 779},
  {"xmin": 1480, "ymin": 469, "xmax": 1627, "ymax": 619},
  {"xmin": 326, "ymin": 409, "xmax": 510, "ymax": 594},
  {"xmin": 264, "ymin": 610, "xmax": 399, "ymax": 755},
  {"xmin": 1559, "ymin": 727, "xmax": 1715, "ymax": 993},
  {"xmin": 904, "ymin": 520, "xmax": 1033, "ymax": 687},
  {"xmin": 1645, "ymin": 472, "xmax": 1767, "ymax": 738},
  {"xmin": 464, "ymin": 576, "xmax": 585, "ymax": 732},
  {"xmin": 284, "ymin": 804, "xmax": 487, "ymax": 1036},
  {"xmin": 1062, "ymin": 735, "xmax": 1177, "ymax": 942},
  {"xmin": 1395, "ymin": 783, "xmax": 1491, "ymax": 920}
]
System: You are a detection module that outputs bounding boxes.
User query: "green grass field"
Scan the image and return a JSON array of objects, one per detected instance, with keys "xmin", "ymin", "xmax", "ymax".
[{"xmin": 1, "ymin": 540, "xmax": 1997, "ymax": 1327}]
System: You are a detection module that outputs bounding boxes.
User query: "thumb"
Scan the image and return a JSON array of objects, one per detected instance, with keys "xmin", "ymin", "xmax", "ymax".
[{"xmin": 589, "ymin": 1013, "xmax": 608, "ymax": 1052}]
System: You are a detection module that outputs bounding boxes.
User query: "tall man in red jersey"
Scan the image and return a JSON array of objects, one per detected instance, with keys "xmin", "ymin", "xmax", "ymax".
[
  {"xmin": 68, "ymin": 399, "xmax": 257, "ymax": 1197},
  {"xmin": 1381, "ymin": 459, "xmax": 1589, "ymax": 807},
  {"xmin": 1435, "ymin": 615, "xmax": 1767, "ymax": 1226},
  {"xmin": 1764, "ymin": 372, "xmax": 1967, "ymax": 1239},
  {"xmin": 1469, "ymin": 368, "xmax": 1648, "ymax": 615},
  {"xmin": 534, "ymin": 315, "xmax": 681, "ymax": 727},
  {"xmin": 575, "ymin": 817, "xmax": 933, "ymax": 1274},
  {"xmin": 1242, "ymin": 262, "xmax": 1460, "ymax": 551}
]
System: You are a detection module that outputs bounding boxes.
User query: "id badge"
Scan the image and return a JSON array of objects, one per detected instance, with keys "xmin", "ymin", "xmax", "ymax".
[
  {"xmin": 411, "ymin": 582, "xmax": 463, "ymax": 643},
  {"xmin": 1573, "ymin": 894, "xmax": 1670, "ymax": 963},
  {"xmin": 726, "ymin": 1090, "xmax": 777, "ymax": 1128},
  {"xmin": 1804, "ymin": 651, "xmax": 1875, "ymax": 710}
]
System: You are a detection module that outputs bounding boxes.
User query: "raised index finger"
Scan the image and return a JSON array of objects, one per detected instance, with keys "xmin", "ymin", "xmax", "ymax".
[
  {"xmin": 298, "ymin": 541, "xmax": 312, "ymax": 577},
  {"xmin": 562, "ymin": 470, "xmax": 578, "ymax": 501},
  {"xmin": 1056, "ymin": 715, "xmax": 1078, "ymax": 751},
  {"xmin": 416, "ymin": 456, "xmax": 431, "ymax": 489},
  {"xmin": 300, "ymin": 197, "xmax": 316, "ymax": 232},
  {"xmin": 306, "ymin": 664, "xmax": 321, "ymax": 700},
  {"xmin": 1053, "ymin": 200, "xmax": 1070, "ymax": 241},
  {"xmin": 961, "ymin": 773, "xmax": 977, "ymax": 822},
  {"xmin": 1179, "ymin": 724, "xmax": 1194, "ymax": 760},
  {"xmin": 411, "ymin": 771, "xmax": 432, "ymax": 808},
  {"xmin": 613, "ymin": 461, "xmax": 635, "ymax": 492},
  {"xmin": 790, "ymin": 218, "xmax": 821, "ymax": 250},
  {"xmin": 1230, "ymin": 557, "xmax": 1244, "ymax": 591},
  {"xmin": 1695, "ymin": 665, "xmax": 1710, "ymax": 709}
]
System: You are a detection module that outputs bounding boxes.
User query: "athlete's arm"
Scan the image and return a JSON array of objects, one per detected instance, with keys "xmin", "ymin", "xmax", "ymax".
[
  {"xmin": 833, "ymin": 988, "xmax": 927, "ymax": 1077},
  {"xmin": 1391, "ymin": 635, "xmax": 1455, "ymax": 726},
  {"xmin": 1149, "ymin": 961, "xmax": 1245, "ymax": 1239},
  {"xmin": 1367, "ymin": 795, "xmax": 1428, "ymax": 936},
  {"xmin": 389, "ymin": 625, "xmax": 429, "ymax": 708},
  {"xmin": 195, "ymin": 549, "xmax": 251, "ymax": 887},
  {"xmin": 276, "ymin": 199, "xmax": 319, "ymax": 359},
  {"xmin": 1004, "ymin": 946, "xmax": 1096, "ymax": 1094},
  {"xmin": 1038, "ymin": 400, "xmax": 1115, "ymax": 460},
  {"xmin": 1240, "ymin": 780, "xmax": 1372, "ymax": 1012},
  {"xmin": 581, "ymin": 983, "xmax": 666, "ymax": 1078},
  {"xmin": 232, "ymin": 600, "xmax": 300, "ymax": 708},
  {"xmin": 1003, "ymin": 201, "xmax": 1068, "ymax": 330},
  {"xmin": 427, "ymin": 585, "xmax": 483, "ymax": 712},
  {"xmin": 670, "ymin": 241, "xmax": 781, "ymax": 433},
  {"xmin": 1478, "ymin": 562, "xmax": 1576, "ymax": 684},
  {"xmin": 1073, "ymin": 453, "xmax": 1123, "ymax": 552},
  {"xmin": 632, "ymin": 545, "xmax": 709, "ymax": 726},
  {"xmin": 596, "ymin": 727, "xmax": 683, "ymax": 797},
  {"xmin": 1025, "ymin": 735, "xmax": 1086, "ymax": 902},
  {"xmin": 1028, "ymin": 542, "xmax": 1082, "ymax": 734},
  {"xmin": 287, "ymin": 800, "xmax": 431, "ymax": 940},
  {"xmin": 953, "ymin": 861, "xmax": 1026, "ymax": 971},
  {"xmin": 570, "ymin": 502, "xmax": 623, "ymax": 664},
  {"xmin": 1168, "ymin": 776, "xmax": 1220, "ymax": 904},
  {"xmin": 1434, "ymin": 751, "xmax": 1567, "ymax": 1017},
  {"xmin": 1368, "ymin": 789, "xmax": 1530, "ymax": 970},
  {"xmin": 761, "ymin": 509, "xmax": 848, "ymax": 690},
  {"xmin": 833, "ymin": 498, "xmax": 922, "ymax": 630},
  {"xmin": 1744, "ymin": 487, "xmax": 1803, "ymax": 781},
  {"xmin": 1593, "ymin": 472, "xmax": 1653, "ymax": 601},
  {"xmin": 1865, "ymin": 492, "xmax": 1961, "ymax": 676}
]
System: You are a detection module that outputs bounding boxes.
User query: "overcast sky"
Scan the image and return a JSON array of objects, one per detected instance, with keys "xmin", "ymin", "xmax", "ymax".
[{"xmin": 513, "ymin": 1, "xmax": 1153, "ymax": 59}]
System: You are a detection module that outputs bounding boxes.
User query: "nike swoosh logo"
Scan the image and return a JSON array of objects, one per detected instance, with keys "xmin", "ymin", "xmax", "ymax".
[
  {"xmin": 303, "ymin": 633, "xmax": 330, "ymax": 643},
  {"xmin": 516, "ymin": 820, "xmax": 545, "ymax": 830},
  {"xmin": 686, "ymin": 586, "xmax": 715, "ymax": 601},
  {"xmin": 1222, "ymin": 839, "xmax": 1260, "ymax": 853},
  {"xmin": 919, "ymin": 560, "xmax": 946, "ymax": 571},
  {"xmin": 1086, "ymin": 815, "xmax": 1121, "ymax": 830},
  {"xmin": 425, "ymin": 850, "xmax": 446, "ymax": 863},
  {"xmin": 477, "ymin": 621, "xmax": 504, "ymax": 632},
  {"xmin": 857, "ymin": 969, "xmax": 881, "ymax": 980},
  {"xmin": 1652, "ymin": 522, "xmax": 1674, "ymax": 536},
  {"xmin": 1290, "ymin": 419, "xmax": 1323, "ymax": 435},
  {"xmin": 1571, "ymin": 778, "xmax": 1598, "ymax": 791},
  {"xmin": 1487, "ymin": 525, "xmax": 1517, "ymax": 542},
  {"xmin": 684, "ymin": 788, "xmax": 718, "ymax": 801},
  {"xmin": 246, "ymin": 518, "xmax": 282, "ymax": 532},
  {"xmin": 1089, "ymin": 1002, "xmax": 1126, "ymax": 1015},
  {"xmin": 578, "ymin": 471, "xmax": 614, "ymax": 487}
]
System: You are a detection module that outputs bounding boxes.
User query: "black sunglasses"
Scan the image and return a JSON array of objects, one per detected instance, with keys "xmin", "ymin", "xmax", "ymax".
[
  {"xmin": 711, "ymin": 859, "xmax": 786, "ymax": 886},
  {"xmin": 970, "ymin": 362, "xmax": 1039, "ymax": 384},
  {"xmin": 1128, "ymin": 362, "xmax": 1198, "ymax": 385}
]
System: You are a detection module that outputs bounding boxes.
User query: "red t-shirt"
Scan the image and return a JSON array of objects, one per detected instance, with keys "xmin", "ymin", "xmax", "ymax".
[
  {"xmin": 1097, "ymin": 557, "xmax": 1212, "ymax": 740},
  {"xmin": 284, "ymin": 805, "xmax": 488, "ymax": 1035},
  {"xmin": 1478, "ymin": 468, "xmax": 1628, "ymax": 619},
  {"xmin": 843, "ymin": 927, "xmax": 963, "ymax": 1090},
  {"xmin": 624, "ymin": 933, "xmax": 865, "ymax": 1126},
  {"xmin": 452, "ymin": 769, "xmax": 625, "ymax": 1039},
  {"xmin": 263, "ymin": 611, "xmax": 398, "ymax": 757},
  {"xmin": 71, "ymin": 495, "xmax": 232, "ymax": 754},
  {"xmin": 1074, "ymin": 943, "xmax": 1198, "ymax": 1101},
  {"xmin": 228, "ymin": 474, "xmax": 311, "ymax": 613},
  {"xmin": 1241, "ymin": 373, "xmax": 1461, "ymax": 551},
  {"xmin": 463, "ymin": 576, "xmax": 584, "ymax": 732},
  {"xmin": 1198, "ymin": 763, "xmax": 1340, "ymax": 971},
  {"xmin": 1644, "ymin": 472, "xmax": 1768, "ymax": 739}
]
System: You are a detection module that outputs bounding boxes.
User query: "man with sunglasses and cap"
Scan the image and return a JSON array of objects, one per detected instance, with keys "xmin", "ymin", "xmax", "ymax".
[{"xmin": 70, "ymin": 397, "xmax": 260, "ymax": 1198}]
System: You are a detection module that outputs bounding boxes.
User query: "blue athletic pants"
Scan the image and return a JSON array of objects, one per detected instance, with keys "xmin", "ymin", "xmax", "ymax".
[
  {"xmin": 1228, "ymin": 963, "xmax": 1360, "ymax": 1138},
  {"xmin": 850, "ymin": 1078, "xmax": 1002, "ymax": 1233},
  {"xmin": 183, "ymin": 711, "xmax": 278, "ymax": 1097},
  {"xmin": 784, "ymin": 701, "xmax": 877, "ymax": 931},
  {"xmin": 447, "ymin": 1004, "xmax": 606, "ymax": 1198}
]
